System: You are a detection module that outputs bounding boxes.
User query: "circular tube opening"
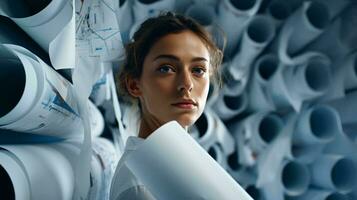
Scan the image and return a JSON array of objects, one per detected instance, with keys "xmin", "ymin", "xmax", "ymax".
[
  {"xmin": 139, "ymin": 0, "xmax": 160, "ymax": 4},
  {"xmin": 310, "ymin": 107, "xmax": 337, "ymax": 142},
  {"xmin": 246, "ymin": 185, "xmax": 263, "ymax": 200},
  {"xmin": 306, "ymin": 2, "xmax": 330, "ymax": 29},
  {"xmin": 259, "ymin": 114, "xmax": 282, "ymax": 143},
  {"xmin": 281, "ymin": 161, "xmax": 310, "ymax": 195},
  {"xmin": 268, "ymin": 0, "xmax": 290, "ymax": 21},
  {"xmin": 224, "ymin": 94, "xmax": 244, "ymax": 110},
  {"xmin": 186, "ymin": 6, "xmax": 214, "ymax": 26},
  {"xmin": 195, "ymin": 112, "xmax": 208, "ymax": 138},
  {"xmin": 258, "ymin": 55, "xmax": 278, "ymax": 81},
  {"xmin": 208, "ymin": 146, "xmax": 217, "ymax": 160},
  {"xmin": 0, "ymin": 164, "xmax": 15, "ymax": 200},
  {"xmin": 305, "ymin": 59, "xmax": 330, "ymax": 92},
  {"xmin": 230, "ymin": 0, "xmax": 257, "ymax": 11},
  {"xmin": 0, "ymin": 58, "xmax": 26, "ymax": 118},
  {"xmin": 331, "ymin": 158, "xmax": 356, "ymax": 192},
  {"xmin": 247, "ymin": 16, "xmax": 275, "ymax": 43}
]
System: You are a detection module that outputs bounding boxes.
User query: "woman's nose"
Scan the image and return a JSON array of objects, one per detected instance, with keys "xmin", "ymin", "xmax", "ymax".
[{"xmin": 177, "ymin": 70, "xmax": 193, "ymax": 93}]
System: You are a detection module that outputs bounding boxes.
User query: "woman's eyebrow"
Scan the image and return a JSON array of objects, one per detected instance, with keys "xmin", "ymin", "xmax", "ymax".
[{"xmin": 153, "ymin": 54, "xmax": 208, "ymax": 62}]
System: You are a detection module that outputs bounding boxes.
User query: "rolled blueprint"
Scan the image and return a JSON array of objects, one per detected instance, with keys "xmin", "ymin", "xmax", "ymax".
[
  {"xmin": 132, "ymin": 0, "xmax": 176, "ymax": 23},
  {"xmin": 207, "ymin": 143, "xmax": 228, "ymax": 170},
  {"xmin": 267, "ymin": 53, "xmax": 331, "ymax": 111},
  {"xmin": 0, "ymin": 44, "xmax": 82, "ymax": 138},
  {"xmin": 216, "ymin": 0, "xmax": 262, "ymax": 56},
  {"xmin": 265, "ymin": 0, "xmax": 291, "ymax": 28},
  {"xmin": 211, "ymin": 91, "xmax": 248, "ymax": 120},
  {"xmin": 293, "ymin": 105, "xmax": 340, "ymax": 145},
  {"xmin": 125, "ymin": 121, "xmax": 253, "ymax": 200},
  {"xmin": 310, "ymin": 155, "xmax": 357, "ymax": 193},
  {"xmin": 287, "ymin": 189, "xmax": 350, "ymax": 200},
  {"xmin": 247, "ymin": 53, "xmax": 278, "ymax": 112},
  {"xmin": 343, "ymin": 52, "xmax": 357, "ymax": 91},
  {"xmin": 228, "ymin": 14, "xmax": 275, "ymax": 80},
  {"xmin": 0, "ymin": 0, "xmax": 75, "ymax": 69},
  {"xmin": 191, "ymin": 108, "xmax": 235, "ymax": 155}
]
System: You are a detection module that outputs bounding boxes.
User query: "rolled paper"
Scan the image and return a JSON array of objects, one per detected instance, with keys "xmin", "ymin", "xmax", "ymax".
[
  {"xmin": 115, "ymin": 0, "xmax": 134, "ymax": 44},
  {"xmin": 174, "ymin": 0, "xmax": 193, "ymax": 14},
  {"xmin": 281, "ymin": 160, "xmax": 311, "ymax": 196},
  {"xmin": 287, "ymin": 189, "xmax": 350, "ymax": 200},
  {"xmin": 207, "ymin": 143, "xmax": 228, "ymax": 170},
  {"xmin": 267, "ymin": 53, "xmax": 331, "ymax": 111},
  {"xmin": 222, "ymin": 70, "xmax": 249, "ymax": 96},
  {"xmin": 265, "ymin": 0, "xmax": 292, "ymax": 28},
  {"xmin": 228, "ymin": 14, "xmax": 276, "ymax": 81},
  {"xmin": 310, "ymin": 155, "xmax": 357, "ymax": 193},
  {"xmin": 125, "ymin": 121, "xmax": 253, "ymax": 200},
  {"xmin": 0, "ymin": 44, "xmax": 83, "ymax": 138},
  {"xmin": 247, "ymin": 53, "xmax": 278, "ymax": 112},
  {"xmin": 132, "ymin": 0, "xmax": 176, "ymax": 23},
  {"xmin": 344, "ymin": 52, "xmax": 357, "ymax": 91},
  {"xmin": 0, "ymin": 0, "xmax": 75, "ymax": 69},
  {"xmin": 288, "ymin": 143, "xmax": 325, "ymax": 164},
  {"xmin": 216, "ymin": 0, "xmax": 262, "ymax": 56},
  {"xmin": 0, "ymin": 144, "xmax": 75, "ymax": 200},
  {"xmin": 327, "ymin": 91, "xmax": 357, "ymax": 125},
  {"xmin": 211, "ymin": 111, "xmax": 235, "ymax": 156},
  {"xmin": 185, "ymin": 3, "xmax": 215, "ymax": 30},
  {"xmin": 211, "ymin": 91, "xmax": 248, "ymax": 120},
  {"xmin": 88, "ymin": 101, "xmax": 105, "ymax": 138},
  {"xmin": 0, "ymin": 129, "xmax": 62, "ymax": 144},
  {"xmin": 282, "ymin": 1, "xmax": 330, "ymax": 55},
  {"xmin": 293, "ymin": 105, "xmax": 340, "ymax": 145},
  {"xmin": 314, "ymin": 0, "xmax": 350, "ymax": 20}
]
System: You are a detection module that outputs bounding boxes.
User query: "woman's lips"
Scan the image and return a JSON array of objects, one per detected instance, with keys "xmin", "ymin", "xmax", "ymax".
[{"xmin": 172, "ymin": 103, "xmax": 196, "ymax": 109}]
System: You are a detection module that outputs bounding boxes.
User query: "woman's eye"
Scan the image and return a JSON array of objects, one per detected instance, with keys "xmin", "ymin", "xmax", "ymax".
[
  {"xmin": 192, "ymin": 67, "xmax": 206, "ymax": 76},
  {"xmin": 157, "ymin": 65, "xmax": 174, "ymax": 73}
]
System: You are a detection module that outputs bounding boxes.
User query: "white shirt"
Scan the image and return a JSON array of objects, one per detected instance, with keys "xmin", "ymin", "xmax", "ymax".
[{"xmin": 110, "ymin": 136, "xmax": 156, "ymax": 200}]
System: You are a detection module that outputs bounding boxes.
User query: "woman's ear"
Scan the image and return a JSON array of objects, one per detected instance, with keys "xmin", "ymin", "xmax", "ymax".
[{"xmin": 126, "ymin": 76, "xmax": 142, "ymax": 98}]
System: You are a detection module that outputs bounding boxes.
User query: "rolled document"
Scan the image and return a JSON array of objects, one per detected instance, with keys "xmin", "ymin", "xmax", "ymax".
[
  {"xmin": 344, "ymin": 52, "xmax": 357, "ymax": 91},
  {"xmin": 132, "ymin": 0, "xmax": 176, "ymax": 23},
  {"xmin": 265, "ymin": 0, "xmax": 292, "ymax": 28},
  {"xmin": 247, "ymin": 53, "xmax": 278, "ymax": 112},
  {"xmin": 216, "ymin": 0, "xmax": 262, "ymax": 56},
  {"xmin": 314, "ymin": 0, "xmax": 350, "ymax": 20},
  {"xmin": 310, "ymin": 155, "xmax": 357, "ymax": 193},
  {"xmin": 228, "ymin": 14, "xmax": 275, "ymax": 80},
  {"xmin": 288, "ymin": 144, "xmax": 325, "ymax": 164},
  {"xmin": 267, "ymin": 54, "xmax": 331, "ymax": 111},
  {"xmin": 115, "ymin": 0, "xmax": 134, "ymax": 44},
  {"xmin": 191, "ymin": 108, "xmax": 235, "ymax": 155},
  {"xmin": 211, "ymin": 91, "xmax": 247, "ymax": 120},
  {"xmin": 230, "ymin": 112, "xmax": 283, "ymax": 166},
  {"xmin": 293, "ymin": 105, "xmax": 340, "ymax": 145},
  {"xmin": 278, "ymin": 1, "xmax": 330, "ymax": 56},
  {"xmin": 287, "ymin": 189, "xmax": 350, "ymax": 200},
  {"xmin": 327, "ymin": 91, "xmax": 357, "ymax": 125},
  {"xmin": 185, "ymin": 4, "xmax": 215, "ymax": 30},
  {"xmin": 0, "ymin": 44, "xmax": 82, "ymax": 138},
  {"xmin": 0, "ymin": 0, "xmax": 75, "ymax": 69},
  {"xmin": 125, "ymin": 121, "xmax": 253, "ymax": 200}
]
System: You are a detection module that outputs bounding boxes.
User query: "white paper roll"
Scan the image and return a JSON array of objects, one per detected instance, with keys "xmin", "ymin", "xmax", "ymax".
[
  {"xmin": 185, "ymin": 3, "xmax": 215, "ymax": 29},
  {"xmin": 265, "ymin": 0, "xmax": 291, "ymax": 27},
  {"xmin": 327, "ymin": 90, "xmax": 357, "ymax": 125},
  {"xmin": 125, "ymin": 121, "xmax": 253, "ymax": 200},
  {"xmin": 132, "ymin": 0, "xmax": 176, "ymax": 23},
  {"xmin": 211, "ymin": 91, "xmax": 248, "ymax": 120},
  {"xmin": 216, "ymin": 0, "xmax": 262, "ymax": 56},
  {"xmin": 287, "ymin": 189, "xmax": 350, "ymax": 200},
  {"xmin": 229, "ymin": 14, "xmax": 275, "ymax": 80},
  {"xmin": 247, "ymin": 53, "xmax": 278, "ymax": 112},
  {"xmin": 288, "ymin": 143, "xmax": 325, "ymax": 164},
  {"xmin": 310, "ymin": 154, "xmax": 357, "ymax": 193},
  {"xmin": 0, "ymin": 44, "xmax": 83, "ymax": 138},
  {"xmin": 280, "ymin": 160, "xmax": 310, "ymax": 196},
  {"xmin": 0, "ymin": 0, "xmax": 75, "ymax": 69},
  {"xmin": 293, "ymin": 105, "xmax": 341, "ymax": 145}
]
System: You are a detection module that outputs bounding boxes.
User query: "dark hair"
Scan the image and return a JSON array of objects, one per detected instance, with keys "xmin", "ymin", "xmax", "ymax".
[{"xmin": 117, "ymin": 12, "xmax": 224, "ymax": 101}]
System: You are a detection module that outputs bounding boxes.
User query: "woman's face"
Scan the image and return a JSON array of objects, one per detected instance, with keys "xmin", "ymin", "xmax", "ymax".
[{"xmin": 133, "ymin": 30, "xmax": 210, "ymax": 128}]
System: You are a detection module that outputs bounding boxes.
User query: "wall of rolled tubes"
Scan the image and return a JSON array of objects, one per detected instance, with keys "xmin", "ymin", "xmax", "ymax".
[{"xmin": 0, "ymin": 0, "xmax": 356, "ymax": 199}]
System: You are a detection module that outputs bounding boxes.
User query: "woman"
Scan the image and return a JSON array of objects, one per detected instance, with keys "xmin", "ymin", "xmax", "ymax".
[{"xmin": 110, "ymin": 12, "xmax": 227, "ymax": 200}]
